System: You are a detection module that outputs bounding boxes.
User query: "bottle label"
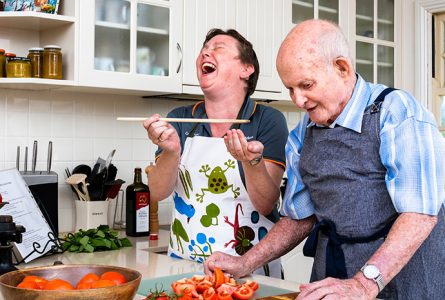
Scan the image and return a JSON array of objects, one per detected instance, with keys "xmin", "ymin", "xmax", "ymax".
[{"xmin": 135, "ymin": 192, "xmax": 149, "ymax": 233}]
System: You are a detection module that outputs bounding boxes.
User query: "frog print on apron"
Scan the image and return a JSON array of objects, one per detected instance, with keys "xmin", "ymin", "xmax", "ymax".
[{"xmin": 168, "ymin": 136, "xmax": 282, "ymax": 278}]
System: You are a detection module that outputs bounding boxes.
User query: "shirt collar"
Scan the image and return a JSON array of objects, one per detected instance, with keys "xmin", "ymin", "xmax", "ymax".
[
  {"xmin": 191, "ymin": 96, "xmax": 257, "ymax": 120},
  {"xmin": 307, "ymin": 74, "xmax": 371, "ymax": 133}
]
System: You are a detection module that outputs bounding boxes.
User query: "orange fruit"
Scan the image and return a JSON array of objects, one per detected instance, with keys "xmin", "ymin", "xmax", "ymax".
[
  {"xmin": 16, "ymin": 280, "xmax": 39, "ymax": 289},
  {"xmin": 100, "ymin": 271, "xmax": 126, "ymax": 285},
  {"xmin": 43, "ymin": 279, "xmax": 75, "ymax": 290},
  {"xmin": 78, "ymin": 272, "xmax": 100, "ymax": 285},
  {"xmin": 76, "ymin": 282, "xmax": 92, "ymax": 290},
  {"xmin": 91, "ymin": 279, "xmax": 117, "ymax": 289},
  {"xmin": 21, "ymin": 275, "xmax": 48, "ymax": 289}
]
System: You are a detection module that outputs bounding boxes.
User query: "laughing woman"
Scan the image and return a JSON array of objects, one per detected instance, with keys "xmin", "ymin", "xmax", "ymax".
[{"xmin": 143, "ymin": 29, "xmax": 288, "ymax": 278}]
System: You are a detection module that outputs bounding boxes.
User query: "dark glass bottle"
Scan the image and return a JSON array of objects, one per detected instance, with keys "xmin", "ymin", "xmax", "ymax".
[{"xmin": 126, "ymin": 167, "xmax": 150, "ymax": 237}]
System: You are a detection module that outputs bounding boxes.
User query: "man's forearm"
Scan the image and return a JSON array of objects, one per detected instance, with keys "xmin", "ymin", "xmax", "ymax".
[
  {"xmin": 243, "ymin": 216, "xmax": 316, "ymax": 272},
  {"xmin": 354, "ymin": 212, "xmax": 437, "ymax": 293},
  {"xmin": 148, "ymin": 151, "xmax": 181, "ymax": 201}
]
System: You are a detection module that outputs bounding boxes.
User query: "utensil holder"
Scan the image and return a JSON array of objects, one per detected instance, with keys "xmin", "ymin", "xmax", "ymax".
[{"xmin": 74, "ymin": 200, "xmax": 110, "ymax": 231}]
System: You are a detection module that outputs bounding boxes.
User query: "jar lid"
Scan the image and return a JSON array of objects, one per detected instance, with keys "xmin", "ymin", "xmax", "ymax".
[
  {"xmin": 0, "ymin": 49, "xmax": 5, "ymax": 54},
  {"xmin": 7, "ymin": 57, "xmax": 31, "ymax": 62},
  {"xmin": 5, "ymin": 53, "xmax": 16, "ymax": 57},
  {"xmin": 44, "ymin": 45, "xmax": 62, "ymax": 50},
  {"xmin": 28, "ymin": 47, "xmax": 44, "ymax": 52}
]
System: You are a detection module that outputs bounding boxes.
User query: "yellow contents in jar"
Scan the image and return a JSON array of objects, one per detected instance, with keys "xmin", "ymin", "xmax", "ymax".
[
  {"xmin": 6, "ymin": 57, "xmax": 31, "ymax": 78},
  {"xmin": 27, "ymin": 47, "xmax": 44, "ymax": 78},
  {"xmin": 0, "ymin": 49, "xmax": 5, "ymax": 77},
  {"xmin": 43, "ymin": 45, "xmax": 62, "ymax": 79}
]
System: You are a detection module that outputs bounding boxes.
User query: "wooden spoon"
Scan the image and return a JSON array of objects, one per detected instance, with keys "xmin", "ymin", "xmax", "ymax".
[{"xmin": 66, "ymin": 174, "xmax": 91, "ymax": 201}]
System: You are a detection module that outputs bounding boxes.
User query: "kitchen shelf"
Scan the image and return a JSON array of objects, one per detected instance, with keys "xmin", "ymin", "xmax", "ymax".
[
  {"xmin": 95, "ymin": 20, "xmax": 130, "ymax": 30},
  {"xmin": 0, "ymin": 78, "xmax": 77, "ymax": 90},
  {"xmin": 137, "ymin": 26, "xmax": 169, "ymax": 36},
  {"xmin": 0, "ymin": 12, "xmax": 75, "ymax": 30}
]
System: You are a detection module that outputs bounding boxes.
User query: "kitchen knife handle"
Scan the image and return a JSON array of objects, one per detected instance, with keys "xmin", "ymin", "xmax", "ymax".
[
  {"xmin": 24, "ymin": 146, "xmax": 28, "ymax": 172},
  {"xmin": 16, "ymin": 146, "xmax": 20, "ymax": 171},
  {"xmin": 47, "ymin": 141, "xmax": 52, "ymax": 173},
  {"xmin": 32, "ymin": 140, "xmax": 37, "ymax": 173}
]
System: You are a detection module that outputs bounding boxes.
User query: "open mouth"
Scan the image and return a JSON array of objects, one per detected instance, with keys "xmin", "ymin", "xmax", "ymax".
[{"xmin": 201, "ymin": 62, "xmax": 216, "ymax": 74}]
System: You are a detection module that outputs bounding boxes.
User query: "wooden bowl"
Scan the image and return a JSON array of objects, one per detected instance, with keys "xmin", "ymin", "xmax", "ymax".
[{"xmin": 0, "ymin": 264, "xmax": 142, "ymax": 300}]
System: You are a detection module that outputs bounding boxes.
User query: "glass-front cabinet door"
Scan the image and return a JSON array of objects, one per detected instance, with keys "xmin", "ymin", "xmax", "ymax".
[
  {"xmin": 355, "ymin": 0, "xmax": 395, "ymax": 87},
  {"xmin": 79, "ymin": 0, "xmax": 183, "ymax": 93},
  {"xmin": 291, "ymin": 0, "xmax": 339, "ymax": 25}
]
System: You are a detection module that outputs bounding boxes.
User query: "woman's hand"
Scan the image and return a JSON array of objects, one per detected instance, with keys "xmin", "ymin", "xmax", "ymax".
[
  {"xmin": 224, "ymin": 129, "xmax": 263, "ymax": 163},
  {"xmin": 143, "ymin": 114, "xmax": 181, "ymax": 154}
]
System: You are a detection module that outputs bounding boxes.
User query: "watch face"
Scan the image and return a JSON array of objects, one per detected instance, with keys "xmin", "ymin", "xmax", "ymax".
[{"xmin": 363, "ymin": 265, "xmax": 379, "ymax": 278}]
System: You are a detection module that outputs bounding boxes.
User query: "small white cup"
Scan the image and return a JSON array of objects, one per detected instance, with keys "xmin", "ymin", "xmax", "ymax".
[{"xmin": 95, "ymin": 57, "xmax": 115, "ymax": 71}]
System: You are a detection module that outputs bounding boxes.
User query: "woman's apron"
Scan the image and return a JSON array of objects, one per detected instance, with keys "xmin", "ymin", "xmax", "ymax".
[
  {"xmin": 168, "ymin": 135, "xmax": 282, "ymax": 278},
  {"xmin": 300, "ymin": 88, "xmax": 445, "ymax": 299}
]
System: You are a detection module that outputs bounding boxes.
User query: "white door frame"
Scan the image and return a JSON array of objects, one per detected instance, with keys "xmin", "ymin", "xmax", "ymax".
[{"xmin": 415, "ymin": 0, "xmax": 445, "ymax": 108}]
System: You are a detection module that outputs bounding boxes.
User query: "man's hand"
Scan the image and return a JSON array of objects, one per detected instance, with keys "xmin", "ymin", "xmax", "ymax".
[
  {"xmin": 204, "ymin": 251, "xmax": 253, "ymax": 278},
  {"xmin": 143, "ymin": 114, "xmax": 181, "ymax": 154},
  {"xmin": 224, "ymin": 129, "xmax": 264, "ymax": 163},
  {"xmin": 297, "ymin": 277, "xmax": 377, "ymax": 300}
]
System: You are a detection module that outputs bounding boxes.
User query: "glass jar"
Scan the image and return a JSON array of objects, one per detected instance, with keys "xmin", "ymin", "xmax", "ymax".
[
  {"xmin": 0, "ymin": 49, "xmax": 5, "ymax": 77},
  {"xmin": 43, "ymin": 45, "xmax": 62, "ymax": 79},
  {"xmin": 27, "ymin": 47, "xmax": 44, "ymax": 78},
  {"xmin": 6, "ymin": 57, "xmax": 32, "ymax": 78}
]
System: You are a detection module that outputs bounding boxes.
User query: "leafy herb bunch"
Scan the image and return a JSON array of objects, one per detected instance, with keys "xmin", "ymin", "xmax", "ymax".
[{"xmin": 61, "ymin": 225, "xmax": 132, "ymax": 253}]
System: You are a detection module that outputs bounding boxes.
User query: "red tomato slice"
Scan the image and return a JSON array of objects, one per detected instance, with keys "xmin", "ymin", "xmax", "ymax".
[
  {"xmin": 203, "ymin": 287, "xmax": 218, "ymax": 300},
  {"xmin": 242, "ymin": 280, "xmax": 259, "ymax": 291},
  {"xmin": 196, "ymin": 280, "xmax": 213, "ymax": 293},
  {"xmin": 232, "ymin": 285, "xmax": 254, "ymax": 300},
  {"xmin": 213, "ymin": 268, "xmax": 225, "ymax": 289},
  {"xmin": 217, "ymin": 290, "xmax": 233, "ymax": 300}
]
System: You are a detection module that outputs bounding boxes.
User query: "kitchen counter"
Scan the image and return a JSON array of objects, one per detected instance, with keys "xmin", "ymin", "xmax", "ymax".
[{"xmin": 4, "ymin": 229, "xmax": 300, "ymax": 299}]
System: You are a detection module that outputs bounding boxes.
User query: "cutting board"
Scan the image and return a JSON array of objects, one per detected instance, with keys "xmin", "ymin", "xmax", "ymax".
[{"xmin": 137, "ymin": 272, "xmax": 296, "ymax": 299}]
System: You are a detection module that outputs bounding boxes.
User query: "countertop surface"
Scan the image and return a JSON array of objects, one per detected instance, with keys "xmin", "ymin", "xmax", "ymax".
[{"xmin": 4, "ymin": 229, "xmax": 300, "ymax": 299}]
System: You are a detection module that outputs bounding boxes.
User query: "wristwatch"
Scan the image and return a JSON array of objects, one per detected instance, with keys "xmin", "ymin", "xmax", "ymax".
[
  {"xmin": 360, "ymin": 263, "xmax": 385, "ymax": 292},
  {"xmin": 248, "ymin": 155, "xmax": 263, "ymax": 166}
]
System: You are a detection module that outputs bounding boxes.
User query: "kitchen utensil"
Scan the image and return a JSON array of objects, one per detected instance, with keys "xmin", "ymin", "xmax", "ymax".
[
  {"xmin": 72, "ymin": 164, "xmax": 92, "ymax": 178},
  {"xmin": 113, "ymin": 190, "xmax": 126, "ymax": 230},
  {"xmin": 0, "ymin": 264, "xmax": 141, "ymax": 300},
  {"xmin": 105, "ymin": 179, "xmax": 125, "ymax": 201},
  {"xmin": 24, "ymin": 146, "xmax": 28, "ymax": 172},
  {"xmin": 117, "ymin": 117, "xmax": 250, "ymax": 123},
  {"xmin": 31, "ymin": 140, "xmax": 37, "ymax": 172},
  {"xmin": 255, "ymin": 292, "xmax": 301, "ymax": 299},
  {"xmin": 66, "ymin": 174, "xmax": 90, "ymax": 201},
  {"xmin": 88, "ymin": 167, "xmax": 107, "ymax": 201},
  {"xmin": 16, "ymin": 146, "xmax": 20, "ymax": 170},
  {"xmin": 65, "ymin": 168, "xmax": 80, "ymax": 200},
  {"xmin": 47, "ymin": 141, "xmax": 52, "ymax": 173}
]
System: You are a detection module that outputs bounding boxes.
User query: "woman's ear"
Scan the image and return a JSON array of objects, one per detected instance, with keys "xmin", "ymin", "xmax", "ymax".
[
  {"xmin": 333, "ymin": 57, "xmax": 352, "ymax": 78},
  {"xmin": 240, "ymin": 64, "xmax": 254, "ymax": 80}
]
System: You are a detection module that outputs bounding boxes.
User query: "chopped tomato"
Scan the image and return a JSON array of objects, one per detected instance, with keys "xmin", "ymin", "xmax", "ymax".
[
  {"xmin": 191, "ymin": 275, "xmax": 205, "ymax": 283},
  {"xmin": 203, "ymin": 287, "xmax": 218, "ymax": 300},
  {"xmin": 242, "ymin": 280, "xmax": 259, "ymax": 291},
  {"xmin": 145, "ymin": 291, "xmax": 171, "ymax": 300},
  {"xmin": 232, "ymin": 285, "xmax": 254, "ymax": 300},
  {"xmin": 216, "ymin": 283, "xmax": 238, "ymax": 296},
  {"xmin": 213, "ymin": 268, "xmax": 225, "ymax": 289},
  {"xmin": 217, "ymin": 290, "xmax": 233, "ymax": 300},
  {"xmin": 171, "ymin": 282, "xmax": 196, "ymax": 296},
  {"xmin": 196, "ymin": 280, "xmax": 213, "ymax": 293}
]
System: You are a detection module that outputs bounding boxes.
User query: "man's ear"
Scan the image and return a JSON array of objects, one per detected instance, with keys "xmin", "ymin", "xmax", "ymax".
[
  {"xmin": 240, "ymin": 64, "xmax": 254, "ymax": 80},
  {"xmin": 333, "ymin": 57, "xmax": 352, "ymax": 78}
]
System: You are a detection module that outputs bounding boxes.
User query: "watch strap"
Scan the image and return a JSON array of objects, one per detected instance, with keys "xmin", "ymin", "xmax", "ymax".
[{"xmin": 360, "ymin": 264, "xmax": 385, "ymax": 292}]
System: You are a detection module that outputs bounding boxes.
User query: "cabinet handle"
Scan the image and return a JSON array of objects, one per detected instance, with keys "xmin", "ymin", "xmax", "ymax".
[{"xmin": 176, "ymin": 43, "xmax": 183, "ymax": 73}]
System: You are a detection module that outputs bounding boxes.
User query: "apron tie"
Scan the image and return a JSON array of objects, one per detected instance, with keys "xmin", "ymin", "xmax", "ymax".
[{"xmin": 303, "ymin": 218, "xmax": 395, "ymax": 279}]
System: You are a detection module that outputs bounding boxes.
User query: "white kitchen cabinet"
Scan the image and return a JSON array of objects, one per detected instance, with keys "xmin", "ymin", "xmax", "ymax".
[
  {"xmin": 288, "ymin": 0, "xmax": 401, "ymax": 88},
  {"xmin": 0, "ymin": 1, "xmax": 77, "ymax": 90},
  {"xmin": 182, "ymin": 0, "xmax": 286, "ymax": 100},
  {"xmin": 78, "ymin": 0, "xmax": 183, "ymax": 94}
]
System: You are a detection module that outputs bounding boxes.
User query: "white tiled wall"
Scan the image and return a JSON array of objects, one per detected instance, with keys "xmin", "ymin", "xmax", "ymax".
[{"xmin": 0, "ymin": 88, "xmax": 311, "ymax": 282}]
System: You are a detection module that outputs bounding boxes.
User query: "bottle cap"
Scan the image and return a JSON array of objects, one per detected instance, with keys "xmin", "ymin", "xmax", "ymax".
[{"xmin": 149, "ymin": 234, "xmax": 158, "ymax": 240}]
